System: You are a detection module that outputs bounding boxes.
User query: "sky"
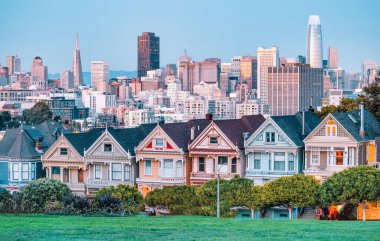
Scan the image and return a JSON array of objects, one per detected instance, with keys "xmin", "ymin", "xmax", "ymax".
[{"xmin": 0, "ymin": 0, "xmax": 379, "ymax": 73}]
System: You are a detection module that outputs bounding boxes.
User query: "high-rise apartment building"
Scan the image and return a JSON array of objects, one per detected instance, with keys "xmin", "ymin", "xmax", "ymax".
[
  {"xmin": 231, "ymin": 56, "xmax": 242, "ymax": 79},
  {"xmin": 91, "ymin": 61, "xmax": 109, "ymax": 90},
  {"xmin": 257, "ymin": 47, "xmax": 279, "ymax": 104},
  {"xmin": 306, "ymin": 15, "xmax": 323, "ymax": 68},
  {"xmin": 267, "ymin": 63, "xmax": 323, "ymax": 116},
  {"xmin": 328, "ymin": 47, "xmax": 339, "ymax": 69},
  {"xmin": 31, "ymin": 56, "xmax": 48, "ymax": 89},
  {"xmin": 6, "ymin": 56, "xmax": 15, "ymax": 75},
  {"xmin": 72, "ymin": 33, "xmax": 83, "ymax": 87},
  {"xmin": 0, "ymin": 67, "xmax": 9, "ymax": 86},
  {"xmin": 14, "ymin": 56, "xmax": 21, "ymax": 73},
  {"xmin": 362, "ymin": 59, "xmax": 377, "ymax": 86},
  {"xmin": 60, "ymin": 70, "xmax": 74, "ymax": 90},
  {"xmin": 138, "ymin": 32, "xmax": 160, "ymax": 77}
]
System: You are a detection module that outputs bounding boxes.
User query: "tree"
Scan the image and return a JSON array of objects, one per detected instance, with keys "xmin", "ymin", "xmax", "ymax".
[
  {"xmin": 23, "ymin": 102, "xmax": 53, "ymax": 124},
  {"xmin": 261, "ymin": 174, "xmax": 320, "ymax": 219},
  {"xmin": 320, "ymin": 166, "xmax": 380, "ymax": 221},
  {"xmin": 360, "ymin": 76, "xmax": 380, "ymax": 121},
  {"xmin": 19, "ymin": 179, "xmax": 71, "ymax": 213},
  {"xmin": 317, "ymin": 97, "xmax": 359, "ymax": 119}
]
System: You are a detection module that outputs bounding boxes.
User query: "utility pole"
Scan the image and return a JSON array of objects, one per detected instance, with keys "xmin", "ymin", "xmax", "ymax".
[{"xmin": 217, "ymin": 171, "xmax": 220, "ymax": 218}]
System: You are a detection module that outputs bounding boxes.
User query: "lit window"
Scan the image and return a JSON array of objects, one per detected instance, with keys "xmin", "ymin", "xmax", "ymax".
[
  {"xmin": 104, "ymin": 144, "xmax": 112, "ymax": 152},
  {"xmin": 60, "ymin": 148, "xmax": 68, "ymax": 155},
  {"xmin": 326, "ymin": 119, "xmax": 337, "ymax": 137}
]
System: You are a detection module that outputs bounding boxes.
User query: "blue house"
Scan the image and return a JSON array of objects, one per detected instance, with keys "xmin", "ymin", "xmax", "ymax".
[{"xmin": 0, "ymin": 120, "xmax": 65, "ymax": 193}]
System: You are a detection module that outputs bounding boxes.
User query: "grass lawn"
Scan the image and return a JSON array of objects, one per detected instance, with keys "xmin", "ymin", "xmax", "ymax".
[{"xmin": 0, "ymin": 214, "xmax": 379, "ymax": 241}]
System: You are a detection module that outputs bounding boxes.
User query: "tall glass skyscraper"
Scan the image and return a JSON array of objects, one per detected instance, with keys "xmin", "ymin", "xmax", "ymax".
[
  {"xmin": 72, "ymin": 33, "xmax": 83, "ymax": 87},
  {"xmin": 306, "ymin": 15, "xmax": 323, "ymax": 68}
]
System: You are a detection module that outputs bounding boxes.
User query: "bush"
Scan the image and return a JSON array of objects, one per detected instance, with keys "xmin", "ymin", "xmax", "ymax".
[
  {"xmin": 19, "ymin": 179, "xmax": 71, "ymax": 213},
  {"xmin": 95, "ymin": 185, "xmax": 143, "ymax": 214},
  {"xmin": 0, "ymin": 188, "xmax": 13, "ymax": 212},
  {"xmin": 95, "ymin": 194, "xmax": 122, "ymax": 213},
  {"xmin": 61, "ymin": 195, "xmax": 91, "ymax": 214}
]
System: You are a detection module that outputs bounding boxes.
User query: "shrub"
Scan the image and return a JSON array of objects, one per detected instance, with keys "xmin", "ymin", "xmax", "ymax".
[
  {"xmin": 62, "ymin": 194, "xmax": 91, "ymax": 214},
  {"xmin": 95, "ymin": 194, "xmax": 122, "ymax": 213},
  {"xmin": 95, "ymin": 185, "xmax": 143, "ymax": 214},
  {"xmin": 19, "ymin": 179, "xmax": 71, "ymax": 213},
  {"xmin": 0, "ymin": 188, "xmax": 13, "ymax": 212}
]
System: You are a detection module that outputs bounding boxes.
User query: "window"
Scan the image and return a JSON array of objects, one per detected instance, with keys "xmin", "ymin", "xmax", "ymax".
[
  {"xmin": 60, "ymin": 148, "xmax": 68, "ymax": 155},
  {"xmin": 78, "ymin": 168, "xmax": 84, "ymax": 182},
  {"xmin": 265, "ymin": 132, "xmax": 275, "ymax": 143},
  {"xmin": 104, "ymin": 144, "xmax": 112, "ymax": 152},
  {"xmin": 94, "ymin": 164, "xmax": 101, "ymax": 179},
  {"xmin": 218, "ymin": 156, "xmax": 228, "ymax": 173},
  {"xmin": 155, "ymin": 138, "xmax": 164, "ymax": 147},
  {"xmin": 209, "ymin": 137, "xmax": 218, "ymax": 144},
  {"xmin": 288, "ymin": 153, "xmax": 294, "ymax": 171},
  {"xmin": 231, "ymin": 158, "xmax": 237, "ymax": 173},
  {"xmin": 254, "ymin": 153, "xmax": 261, "ymax": 170},
  {"xmin": 311, "ymin": 151, "xmax": 320, "ymax": 165},
  {"xmin": 22, "ymin": 163, "xmax": 29, "ymax": 180},
  {"xmin": 52, "ymin": 166, "xmax": 60, "ymax": 174},
  {"xmin": 31, "ymin": 163, "xmax": 36, "ymax": 180},
  {"xmin": 124, "ymin": 165, "xmax": 130, "ymax": 181},
  {"xmin": 198, "ymin": 157, "xmax": 205, "ymax": 172},
  {"xmin": 12, "ymin": 163, "xmax": 19, "ymax": 180},
  {"xmin": 164, "ymin": 159, "xmax": 174, "ymax": 177},
  {"xmin": 326, "ymin": 120, "xmax": 337, "ymax": 137},
  {"xmin": 112, "ymin": 163, "xmax": 122, "ymax": 180},
  {"xmin": 145, "ymin": 160, "xmax": 152, "ymax": 175},
  {"xmin": 335, "ymin": 150, "xmax": 343, "ymax": 165},
  {"xmin": 274, "ymin": 152, "xmax": 285, "ymax": 171},
  {"xmin": 176, "ymin": 160, "xmax": 183, "ymax": 177}
]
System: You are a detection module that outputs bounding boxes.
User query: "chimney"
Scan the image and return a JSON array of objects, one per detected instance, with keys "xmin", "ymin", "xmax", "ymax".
[
  {"xmin": 190, "ymin": 127, "xmax": 195, "ymax": 140},
  {"xmin": 206, "ymin": 113, "xmax": 213, "ymax": 120},
  {"xmin": 359, "ymin": 103, "xmax": 365, "ymax": 137},
  {"xmin": 302, "ymin": 110, "xmax": 305, "ymax": 136}
]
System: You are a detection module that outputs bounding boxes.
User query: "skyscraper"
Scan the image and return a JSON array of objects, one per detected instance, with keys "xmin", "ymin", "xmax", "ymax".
[
  {"xmin": 306, "ymin": 15, "xmax": 323, "ymax": 68},
  {"xmin": 60, "ymin": 70, "xmax": 74, "ymax": 90},
  {"xmin": 31, "ymin": 56, "xmax": 48, "ymax": 89},
  {"xmin": 72, "ymin": 33, "xmax": 83, "ymax": 87},
  {"xmin": 138, "ymin": 32, "xmax": 160, "ymax": 78},
  {"xmin": 257, "ymin": 46, "xmax": 279, "ymax": 104},
  {"xmin": 14, "ymin": 56, "xmax": 21, "ymax": 73},
  {"xmin": 328, "ymin": 47, "xmax": 339, "ymax": 69},
  {"xmin": 91, "ymin": 61, "xmax": 109, "ymax": 90},
  {"xmin": 6, "ymin": 56, "xmax": 15, "ymax": 75},
  {"xmin": 267, "ymin": 63, "xmax": 323, "ymax": 115}
]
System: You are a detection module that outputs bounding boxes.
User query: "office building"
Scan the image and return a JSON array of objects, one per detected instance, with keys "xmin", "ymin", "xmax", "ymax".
[
  {"xmin": 267, "ymin": 63, "xmax": 323, "ymax": 115},
  {"xmin": 6, "ymin": 56, "xmax": 15, "ymax": 75},
  {"xmin": 91, "ymin": 61, "xmax": 109, "ymax": 90},
  {"xmin": 257, "ymin": 47, "xmax": 279, "ymax": 104},
  {"xmin": 328, "ymin": 47, "xmax": 339, "ymax": 69},
  {"xmin": 31, "ymin": 56, "xmax": 48, "ymax": 89},
  {"xmin": 240, "ymin": 56, "xmax": 257, "ymax": 89},
  {"xmin": 60, "ymin": 70, "xmax": 74, "ymax": 90},
  {"xmin": 72, "ymin": 33, "xmax": 83, "ymax": 87},
  {"xmin": 138, "ymin": 32, "xmax": 160, "ymax": 77},
  {"xmin": 306, "ymin": 15, "xmax": 323, "ymax": 68}
]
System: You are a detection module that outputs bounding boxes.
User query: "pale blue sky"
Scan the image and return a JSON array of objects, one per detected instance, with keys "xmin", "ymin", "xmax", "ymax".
[{"xmin": 0, "ymin": 0, "xmax": 379, "ymax": 73}]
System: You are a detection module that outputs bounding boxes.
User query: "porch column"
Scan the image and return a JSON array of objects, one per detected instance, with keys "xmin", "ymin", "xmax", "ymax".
[
  {"xmin": 160, "ymin": 159, "xmax": 164, "ymax": 177},
  {"xmin": 109, "ymin": 163, "xmax": 112, "ymax": 180},
  {"xmin": 121, "ymin": 163, "xmax": 124, "ymax": 182},
  {"xmin": 270, "ymin": 152, "xmax": 274, "ymax": 171},
  {"xmin": 60, "ymin": 167, "xmax": 63, "ymax": 182},
  {"xmin": 285, "ymin": 153, "xmax": 288, "ymax": 172},
  {"xmin": 173, "ymin": 160, "xmax": 177, "ymax": 177}
]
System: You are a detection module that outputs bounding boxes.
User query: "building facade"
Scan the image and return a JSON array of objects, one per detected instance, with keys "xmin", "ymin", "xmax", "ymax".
[
  {"xmin": 306, "ymin": 15, "xmax": 323, "ymax": 68},
  {"xmin": 257, "ymin": 47, "xmax": 279, "ymax": 104},
  {"xmin": 138, "ymin": 32, "xmax": 160, "ymax": 78},
  {"xmin": 72, "ymin": 33, "xmax": 83, "ymax": 87},
  {"xmin": 91, "ymin": 61, "xmax": 109, "ymax": 90}
]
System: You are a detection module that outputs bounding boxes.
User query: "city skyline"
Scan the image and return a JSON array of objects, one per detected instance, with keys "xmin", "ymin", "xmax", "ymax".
[{"xmin": 0, "ymin": 0, "xmax": 379, "ymax": 73}]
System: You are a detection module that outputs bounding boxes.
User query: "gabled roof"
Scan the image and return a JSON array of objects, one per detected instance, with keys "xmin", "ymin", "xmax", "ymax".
[
  {"xmin": 64, "ymin": 123, "xmax": 157, "ymax": 156},
  {"xmin": 159, "ymin": 119, "xmax": 211, "ymax": 152},
  {"xmin": 271, "ymin": 111, "xmax": 321, "ymax": 146},
  {"xmin": 331, "ymin": 109, "xmax": 380, "ymax": 142},
  {"xmin": 214, "ymin": 115, "xmax": 266, "ymax": 148},
  {"xmin": 0, "ymin": 120, "xmax": 66, "ymax": 159}
]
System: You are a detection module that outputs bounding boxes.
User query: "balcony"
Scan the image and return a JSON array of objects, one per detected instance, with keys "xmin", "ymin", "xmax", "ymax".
[
  {"xmin": 190, "ymin": 172, "xmax": 236, "ymax": 180},
  {"xmin": 246, "ymin": 170, "xmax": 297, "ymax": 176},
  {"xmin": 161, "ymin": 177, "xmax": 185, "ymax": 183},
  {"xmin": 86, "ymin": 179, "xmax": 130, "ymax": 188}
]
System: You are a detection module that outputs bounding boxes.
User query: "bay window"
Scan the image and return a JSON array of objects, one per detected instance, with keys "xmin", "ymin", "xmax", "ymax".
[
  {"xmin": 288, "ymin": 153, "xmax": 295, "ymax": 171},
  {"xmin": 94, "ymin": 164, "xmax": 101, "ymax": 179},
  {"xmin": 12, "ymin": 163, "xmax": 19, "ymax": 180},
  {"xmin": 163, "ymin": 159, "xmax": 174, "ymax": 177},
  {"xmin": 254, "ymin": 153, "xmax": 261, "ymax": 170},
  {"xmin": 22, "ymin": 163, "xmax": 29, "ymax": 180},
  {"xmin": 218, "ymin": 156, "xmax": 228, "ymax": 173},
  {"xmin": 124, "ymin": 165, "xmax": 130, "ymax": 181},
  {"xmin": 31, "ymin": 163, "xmax": 36, "ymax": 180},
  {"xmin": 176, "ymin": 160, "xmax": 183, "ymax": 177},
  {"xmin": 198, "ymin": 157, "xmax": 205, "ymax": 172},
  {"xmin": 112, "ymin": 163, "xmax": 122, "ymax": 180},
  {"xmin": 145, "ymin": 160, "xmax": 152, "ymax": 175},
  {"xmin": 274, "ymin": 152, "xmax": 285, "ymax": 171}
]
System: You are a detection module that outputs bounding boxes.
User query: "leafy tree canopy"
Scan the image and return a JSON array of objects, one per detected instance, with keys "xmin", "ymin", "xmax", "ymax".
[
  {"xmin": 23, "ymin": 102, "xmax": 53, "ymax": 124},
  {"xmin": 360, "ymin": 76, "xmax": 380, "ymax": 121}
]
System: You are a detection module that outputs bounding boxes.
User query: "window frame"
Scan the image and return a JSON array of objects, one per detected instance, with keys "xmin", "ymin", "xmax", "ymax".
[
  {"xmin": 288, "ymin": 153, "xmax": 295, "ymax": 171},
  {"xmin": 145, "ymin": 160, "xmax": 152, "ymax": 176},
  {"xmin": 176, "ymin": 160, "xmax": 183, "ymax": 177},
  {"xmin": 198, "ymin": 157, "xmax": 205, "ymax": 172},
  {"xmin": 21, "ymin": 163, "xmax": 29, "ymax": 180},
  {"xmin": 231, "ymin": 158, "xmax": 237, "ymax": 173},
  {"xmin": 155, "ymin": 138, "xmax": 164, "ymax": 147},
  {"xmin": 274, "ymin": 152, "xmax": 285, "ymax": 171},
  {"xmin": 209, "ymin": 137, "xmax": 218, "ymax": 145},
  {"xmin": 31, "ymin": 163, "xmax": 36, "ymax": 180},
  {"xmin": 12, "ymin": 163, "xmax": 19, "ymax": 180},
  {"xmin": 265, "ymin": 132, "xmax": 275, "ymax": 143},
  {"xmin": 94, "ymin": 164, "xmax": 102, "ymax": 179},
  {"xmin": 111, "ymin": 163, "xmax": 122, "ymax": 181},
  {"xmin": 124, "ymin": 165, "xmax": 130, "ymax": 181},
  {"xmin": 104, "ymin": 143, "xmax": 113, "ymax": 152},
  {"xmin": 60, "ymin": 147, "xmax": 68, "ymax": 156},
  {"xmin": 254, "ymin": 153, "xmax": 261, "ymax": 170},
  {"xmin": 311, "ymin": 151, "xmax": 320, "ymax": 165}
]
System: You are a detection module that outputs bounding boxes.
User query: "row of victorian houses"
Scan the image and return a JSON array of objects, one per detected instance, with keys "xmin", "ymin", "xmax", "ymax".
[{"xmin": 0, "ymin": 106, "xmax": 379, "ymax": 198}]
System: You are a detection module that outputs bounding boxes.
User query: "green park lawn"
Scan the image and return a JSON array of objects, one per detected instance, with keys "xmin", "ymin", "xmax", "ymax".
[{"xmin": 0, "ymin": 214, "xmax": 379, "ymax": 241}]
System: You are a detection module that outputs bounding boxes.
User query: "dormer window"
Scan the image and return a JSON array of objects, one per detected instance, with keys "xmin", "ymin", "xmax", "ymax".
[
  {"xmin": 155, "ymin": 138, "xmax": 164, "ymax": 147},
  {"xmin": 60, "ymin": 148, "xmax": 68, "ymax": 155},
  {"xmin": 326, "ymin": 120, "xmax": 337, "ymax": 137},
  {"xmin": 209, "ymin": 137, "xmax": 218, "ymax": 144},
  {"xmin": 104, "ymin": 144, "xmax": 112, "ymax": 152}
]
